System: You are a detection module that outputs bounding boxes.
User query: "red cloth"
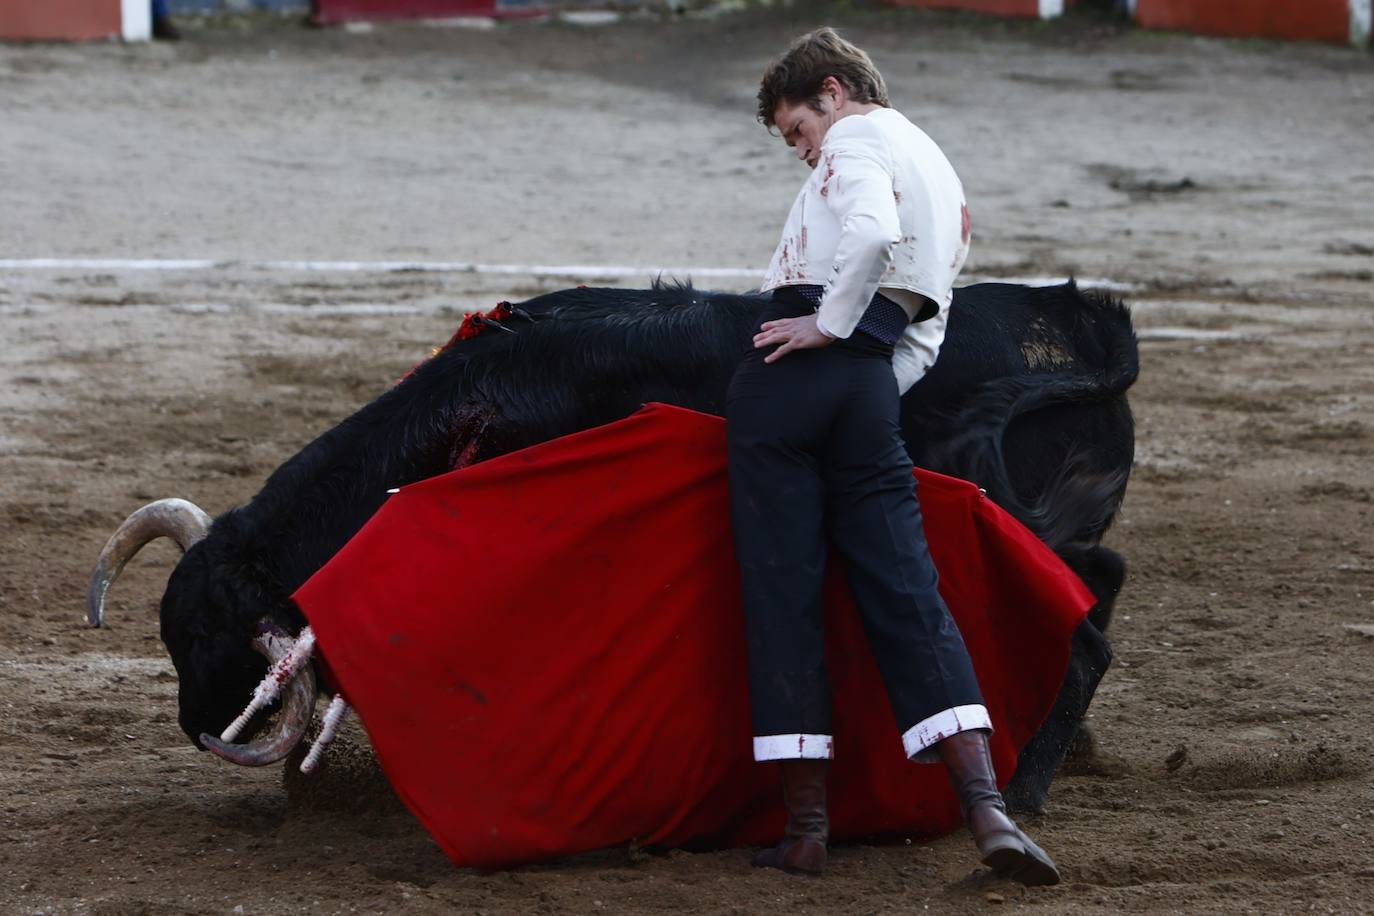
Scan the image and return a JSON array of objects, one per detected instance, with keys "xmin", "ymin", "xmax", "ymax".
[{"xmin": 293, "ymin": 403, "xmax": 1093, "ymax": 869}]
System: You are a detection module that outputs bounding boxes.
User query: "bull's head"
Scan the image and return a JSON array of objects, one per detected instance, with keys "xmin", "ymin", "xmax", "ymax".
[{"xmin": 88, "ymin": 499, "xmax": 318, "ymax": 765}]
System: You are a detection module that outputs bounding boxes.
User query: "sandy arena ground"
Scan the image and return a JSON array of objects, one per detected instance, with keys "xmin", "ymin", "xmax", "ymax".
[{"xmin": 3, "ymin": 8, "xmax": 1373, "ymax": 913}]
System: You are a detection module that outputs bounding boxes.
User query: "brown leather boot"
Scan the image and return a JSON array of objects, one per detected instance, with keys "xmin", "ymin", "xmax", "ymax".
[
  {"xmin": 938, "ymin": 730, "xmax": 1060, "ymax": 886},
  {"xmin": 752, "ymin": 759, "xmax": 829, "ymax": 876}
]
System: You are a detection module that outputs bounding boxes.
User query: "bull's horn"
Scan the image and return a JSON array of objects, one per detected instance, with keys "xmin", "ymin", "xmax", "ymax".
[
  {"xmin": 199, "ymin": 667, "xmax": 317, "ymax": 766},
  {"xmin": 87, "ymin": 498, "xmax": 212, "ymax": 627},
  {"xmin": 200, "ymin": 621, "xmax": 318, "ymax": 766}
]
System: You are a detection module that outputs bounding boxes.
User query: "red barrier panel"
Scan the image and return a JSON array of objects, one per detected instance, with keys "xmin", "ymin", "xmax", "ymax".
[
  {"xmin": 0, "ymin": 0, "xmax": 121, "ymax": 41},
  {"xmin": 1136, "ymin": 0, "xmax": 1352, "ymax": 44}
]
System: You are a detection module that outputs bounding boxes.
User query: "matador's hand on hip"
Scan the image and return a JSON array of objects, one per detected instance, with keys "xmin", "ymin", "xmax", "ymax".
[{"xmin": 753, "ymin": 314, "xmax": 836, "ymax": 364}]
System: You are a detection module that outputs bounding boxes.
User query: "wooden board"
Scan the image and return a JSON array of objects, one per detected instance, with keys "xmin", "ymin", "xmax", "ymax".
[{"xmin": 0, "ymin": 0, "xmax": 125, "ymax": 41}]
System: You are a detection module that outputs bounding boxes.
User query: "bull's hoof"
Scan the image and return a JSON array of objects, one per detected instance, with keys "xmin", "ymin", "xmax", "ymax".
[
  {"xmin": 1005, "ymin": 791, "xmax": 1044, "ymax": 818},
  {"xmin": 1067, "ymin": 724, "xmax": 1098, "ymax": 761},
  {"xmin": 1002, "ymin": 780, "xmax": 1048, "ymax": 816}
]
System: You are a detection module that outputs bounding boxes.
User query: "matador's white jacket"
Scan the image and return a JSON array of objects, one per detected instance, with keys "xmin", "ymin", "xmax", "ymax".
[{"xmin": 760, "ymin": 107, "xmax": 971, "ymax": 395}]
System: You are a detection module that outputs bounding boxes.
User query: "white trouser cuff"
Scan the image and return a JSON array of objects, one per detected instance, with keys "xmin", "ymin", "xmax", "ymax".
[
  {"xmin": 901, "ymin": 704, "xmax": 993, "ymax": 763},
  {"xmin": 753, "ymin": 734, "xmax": 834, "ymax": 761}
]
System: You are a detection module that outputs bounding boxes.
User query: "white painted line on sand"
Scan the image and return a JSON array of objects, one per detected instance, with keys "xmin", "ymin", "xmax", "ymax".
[
  {"xmin": 1137, "ymin": 327, "xmax": 1250, "ymax": 341},
  {"xmin": 0, "ymin": 258, "xmax": 1139, "ymax": 291},
  {"xmin": 0, "ymin": 258, "xmax": 762, "ymax": 279},
  {"xmin": 967, "ymin": 274, "xmax": 1139, "ymax": 293}
]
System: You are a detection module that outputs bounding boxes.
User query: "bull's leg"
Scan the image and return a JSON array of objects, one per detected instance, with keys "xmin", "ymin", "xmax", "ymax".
[
  {"xmin": 1071, "ymin": 545, "xmax": 1126, "ymax": 637},
  {"xmin": 1003, "ymin": 618, "xmax": 1112, "ymax": 814},
  {"xmin": 1056, "ymin": 544, "xmax": 1126, "ymax": 763}
]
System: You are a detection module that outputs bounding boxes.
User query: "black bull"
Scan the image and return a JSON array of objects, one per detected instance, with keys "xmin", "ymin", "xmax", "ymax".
[{"xmin": 91, "ymin": 280, "xmax": 1137, "ymax": 815}]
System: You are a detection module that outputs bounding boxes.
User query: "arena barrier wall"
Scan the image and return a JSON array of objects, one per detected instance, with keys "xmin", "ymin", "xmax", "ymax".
[
  {"xmin": 8, "ymin": 0, "xmax": 1366, "ymax": 47},
  {"xmin": 0, "ymin": 0, "xmax": 148, "ymax": 40},
  {"xmin": 310, "ymin": 0, "xmax": 544, "ymax": 23},
  {"xmin": 168, "ymin": 0, "xmax": 306, "ymax": 10},
  {"xmin": 889, "ymin": 0, "xmax": 1064, "ymax": 18},
  {"xmin": 1130, "ymin": 0, "xmax": 1371, "ymax": 46}
]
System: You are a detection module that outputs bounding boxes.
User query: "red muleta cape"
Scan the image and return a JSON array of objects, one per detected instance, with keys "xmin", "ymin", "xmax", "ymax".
[{"xmin": 293, "ymin": 402, "xmax": 1093, "ymax": 869}]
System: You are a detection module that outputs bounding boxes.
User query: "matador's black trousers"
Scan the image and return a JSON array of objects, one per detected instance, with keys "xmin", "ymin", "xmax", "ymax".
[{"xmin": 726, "ymin": 287, "xmax": 989, "ymax": 763}]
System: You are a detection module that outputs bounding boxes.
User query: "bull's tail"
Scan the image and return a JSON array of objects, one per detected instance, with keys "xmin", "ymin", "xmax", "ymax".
[
  {"xmin": 929, "ymin": 374, "xmax": 1132, "ymax": 552},
  {"xmin": 929, "ymin": 287, "xmax": 1138, "ymax": 553},
  {"xmin": 1012, "ymin": 447, "xmax": 1130, "ymax": 555}
]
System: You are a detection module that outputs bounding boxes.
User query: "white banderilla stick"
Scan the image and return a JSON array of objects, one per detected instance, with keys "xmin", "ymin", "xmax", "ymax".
[
  {"xmin": 219, "ymin": 626, "xmax": 318, "ymax": 743},
  {"xmin": 299, "ymin": 695, "xmax": 350, "ymax": 774}
]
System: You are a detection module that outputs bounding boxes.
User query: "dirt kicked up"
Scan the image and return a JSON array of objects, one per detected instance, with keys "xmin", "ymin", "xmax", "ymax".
[{"xmin": 3, "ymin": 9, "xmax": 1373, "ymax": 914}]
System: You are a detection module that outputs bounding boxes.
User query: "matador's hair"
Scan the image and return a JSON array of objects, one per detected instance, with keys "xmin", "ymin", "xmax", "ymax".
[{"xmin": 756, "ymin": 27, "xmax": 890, "ymax": 129}]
